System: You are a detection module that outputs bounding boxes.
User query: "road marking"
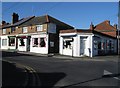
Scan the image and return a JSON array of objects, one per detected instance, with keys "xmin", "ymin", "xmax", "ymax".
[
  {"xmin": 2, "ymin": 60, "xmax": 41, "ymax": 86},
  {"xmin": 103, "ymin": 70, "xmax": 120, "ymax": 80}
]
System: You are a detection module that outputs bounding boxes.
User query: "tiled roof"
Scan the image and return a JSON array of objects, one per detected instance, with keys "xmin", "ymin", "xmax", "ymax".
[
  {"xmin": 60, "ymin": 29, "xmax": 116, "ymax": 39},
  {"xmin": 94, "ymin": 20, "xmax": 117, "ymax": 37},
  {"xmin": 2, "ymin": 16, "xmax": 34, "ymax": 28},
  {"xmin": 20, "ymin": 15, "xmax": 74, "ymax": 29}
]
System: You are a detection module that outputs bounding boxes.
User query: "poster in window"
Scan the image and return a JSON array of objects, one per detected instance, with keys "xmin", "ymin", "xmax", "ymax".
[{"xmin": 50, "ymin": 42, "xmax": 54, "ymax": 47}]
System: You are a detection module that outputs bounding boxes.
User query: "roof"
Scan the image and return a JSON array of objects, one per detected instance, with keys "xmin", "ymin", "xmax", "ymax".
[
  {"xmin": 2, "ymin": 16, "xmax": 34, "ymax": 28},
  {"xmin": 94, "ymin": 20, "xmax": 116, "ymax": 31},
  {"xmin": 20, "ymin": 15, "xmax": 74, "ymax": 29},
  {"xmin": 93, "ymin": 20, "xmax": 117, "ymax": 37},
  {"xmin": 60, "ymin": 29, "xmax": 117, "ymax": 39}
]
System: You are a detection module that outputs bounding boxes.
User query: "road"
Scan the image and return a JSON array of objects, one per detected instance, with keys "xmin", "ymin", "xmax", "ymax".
[{"xmin": 2, "ymin": 51, "xmax": 120, "ymax": 88}]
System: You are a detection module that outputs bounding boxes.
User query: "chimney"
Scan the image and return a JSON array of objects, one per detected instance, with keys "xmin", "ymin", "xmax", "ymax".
[
  {"xmin": 12, "ymin": 12, "xmax": 19, "ymax": 24},
  {"xmin": 113, "ymin": 24, "xmax": 117, "ymax": 29},
  {"xmin": 90, "ymin": 22, "xmax": 94, "ymax": 30}
]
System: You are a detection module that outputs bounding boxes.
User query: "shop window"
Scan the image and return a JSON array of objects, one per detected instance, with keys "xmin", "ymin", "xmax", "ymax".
[
  {"xmin": 94, "ymin": 40, "xmax": 98, "ymax": 49},
  {"xmin": 98, "ymin": 42, "xmax": 101, "ymax": 50},
  {"xmin": 36, "ymin": 25, "xmax": 43, "ymax": 31},
  {"xmin": 63, "ymin": 40, "xmax": 73, "ymax": 49},
  {"xmin": 2, "ymin": 39, "xmax": 7, "ymax": 46},
  {"xmin": 40, "ymin": 38, "xmax": 46, "ymax": 47},
  {"xmin": 19, "ymin": 38, "xmax": 25, "ymax": 46},
  {"xmin": 33, "ymin": 38, "xmax": 38, "ymax": 47},
  {"xmin": 9, "ymin": 38, "xmax": 15, "ymax": 46}
]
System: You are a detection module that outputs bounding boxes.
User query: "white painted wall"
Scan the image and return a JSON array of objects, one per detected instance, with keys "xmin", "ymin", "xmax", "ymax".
[
  {"xmin": 30, "ymin": 34, "xmax": 48, "ymax": 54},
  {"xmin": 1, "ymin": 35, "xmax": 9, "ymax": 50}
]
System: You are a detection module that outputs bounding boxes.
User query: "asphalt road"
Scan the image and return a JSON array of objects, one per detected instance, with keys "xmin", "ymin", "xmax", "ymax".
[{"xmin": 2, "ymin": 51, "xmax": 120, "ymax": 88}]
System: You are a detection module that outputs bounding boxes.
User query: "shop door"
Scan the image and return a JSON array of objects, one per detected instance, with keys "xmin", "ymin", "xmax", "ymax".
[
  {"xmin": 80, "ymin": 37, "xmax": 87, "ymax": 56},
  {"xmin": 27, "ymin": 38, "xmax": 31, "ymax": 51}
]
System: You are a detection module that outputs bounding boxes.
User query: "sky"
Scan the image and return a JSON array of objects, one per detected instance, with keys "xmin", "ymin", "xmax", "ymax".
[{"xmin": 2, "ymin": 2, "xmax": 119, "ymax": 29}]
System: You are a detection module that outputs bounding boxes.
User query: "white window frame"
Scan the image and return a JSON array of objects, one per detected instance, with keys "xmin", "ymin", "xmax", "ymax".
[
  {"xmin": 2, "ymin": 39, "xmax": 7, "ymax": 46},
  {"xmin": 36, "ymin": 25, "xmax": 43, "ymax": 31},
  {"xmin": 2, "ymin": 29, "xmax": 6, "ymax": 34},
  {"xmin": 23, "ymin": 27, "xmax": 28, "ymax": 33}
]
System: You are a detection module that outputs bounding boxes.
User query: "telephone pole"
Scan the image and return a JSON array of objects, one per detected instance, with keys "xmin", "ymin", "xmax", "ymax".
[{"xmin": 118, "ymin": 0, "xmax": 120, "ymax": 55}]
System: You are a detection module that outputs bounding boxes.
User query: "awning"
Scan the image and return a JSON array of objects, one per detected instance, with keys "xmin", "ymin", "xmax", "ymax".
[
  {"xmin": 8, "ymin": 36, "xmax": 16, "ymax": 38},
  {"xmin": 17, "ymin": 36, "xmax": 31, "ymax": 39}
]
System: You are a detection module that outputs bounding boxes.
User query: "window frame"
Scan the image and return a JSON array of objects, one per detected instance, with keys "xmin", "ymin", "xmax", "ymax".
[
  {"xmin": 22, "ymin": 27, "xmax": 28, "ymax": 33},
  {"xmin": 39, "ymin": 37, "xmax": 46, "ymax": 47},
  {"xmin": 2, "ymin": 29, "xmax": 6, "ymax": 34},
  {"xmin": 2, "ymin": 39, "xmax": 7, "ymax": 46},
  {"xmin": 36, "ymin": 25, "xmax": 43, "ymax": 32},
  {"xmin": 32, "ymin": 38, "xmax": 38, "ymax": 47}
]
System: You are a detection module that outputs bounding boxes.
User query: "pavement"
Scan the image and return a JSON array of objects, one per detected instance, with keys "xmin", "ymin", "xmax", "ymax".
[{"xmin": 1, "ymin": 49, "xmax": 119, "ymax": 62}]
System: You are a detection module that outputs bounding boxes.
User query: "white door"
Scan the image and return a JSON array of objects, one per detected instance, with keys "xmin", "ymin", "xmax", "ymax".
[{"xmin": 80, "ymin": 37, "xmax": 87, "ymax": 56}]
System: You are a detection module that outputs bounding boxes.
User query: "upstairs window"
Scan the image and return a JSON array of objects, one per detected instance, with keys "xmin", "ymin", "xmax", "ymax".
[
  {"xmin": 23, "ymin": 27, "xmax": 28, "ymax": 33},
  {"xmin": 2, "ymin": 29, "xmax": 6, "ymax": 34},
  {"xmin": 11, "ymin": 27, "xmax": 15, "ymax": 33},
  {"xmin": 36, "ymin": 25, "xmax": 43, "ymax": 31}
]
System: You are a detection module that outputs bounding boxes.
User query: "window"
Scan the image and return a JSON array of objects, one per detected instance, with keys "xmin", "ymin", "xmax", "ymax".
[
  {"xmin": 63, "ymin": 39, "xmax": 73, "ymax": 49},
  {"xmin": 40, "ymin": 38, "xmax": 46, "ymax": 47},
  {"xmin": 2, "ymin": 29, "xmax": 6, "ymax": 34},
  {"xmin": 2, "ymin": 39, "xmax": 7, "ymax": 46},
  {"xmin": 9, "ymin": 38, "xmax": 15, "ymax": 46},
  {"xmin": 36, "ymin": 25, "xmax": 43, "ymax": 31},
  {"xmin": 19, "ymin": 38, "xmax": 25, "ymax": 46},
  {"xmin": 33, "ymin": 38, "xmax": 38, "ymax": 47},
  {"xmin": 11, "ymin": 27, "xmax": 15, "ymax": 33},
  {"xmin": 23, "ymin": 27, "xmax": 28, "ymax": 33}
]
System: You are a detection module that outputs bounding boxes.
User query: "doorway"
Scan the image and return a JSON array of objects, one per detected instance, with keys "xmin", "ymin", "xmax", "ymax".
[{"xmin": 80, "ymin": 37, "xmax": 87, "ymax": 56}]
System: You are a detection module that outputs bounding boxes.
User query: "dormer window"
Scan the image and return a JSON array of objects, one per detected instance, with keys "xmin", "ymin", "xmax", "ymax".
[
  {"xmin": 23, "ymin": 27, "xmax": 28, "ymax": 33},
  {"xmin": 36, "ymin": 25, "xmax": 43, "ymax": 31},
  {"xmin": 2, "ymin": 29, "xmax": 6, "ymax": 34}
]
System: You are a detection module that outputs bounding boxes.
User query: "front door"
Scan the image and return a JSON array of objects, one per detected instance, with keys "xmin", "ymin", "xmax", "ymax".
[
  {"xmin": 80, "ymin": 37, "xmax": 87, "ymax": 56},
  {"xmin": 27, "ymin": 38, "xmax": 31, "ymax": 51}
]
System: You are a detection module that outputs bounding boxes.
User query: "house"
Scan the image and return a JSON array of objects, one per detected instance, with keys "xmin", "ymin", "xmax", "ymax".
[
  {"xmin": 1, "ymin": 13, "xmax": 34, "ymax": 50},
  {"xmin": 59, "ymin": 21, "xmax": 117, "ymax": 57},
  {"xmin": 1, "ymin": 13, "xmax": 74, "ymax": 54}
]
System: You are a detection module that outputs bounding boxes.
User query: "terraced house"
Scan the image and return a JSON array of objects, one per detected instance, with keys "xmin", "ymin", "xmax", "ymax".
[
  {"xmin": 0, "ymin": 13, "xmax": 118, "ymax": 57},
  {"xmin": 0, "ymin": 13, "xmax": 73, "ymax": 54}
]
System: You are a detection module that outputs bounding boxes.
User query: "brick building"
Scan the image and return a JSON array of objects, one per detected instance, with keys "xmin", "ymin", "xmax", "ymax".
[{"xmin": 0, "ymin": 13, "xmax": 73, "ymax": 54}]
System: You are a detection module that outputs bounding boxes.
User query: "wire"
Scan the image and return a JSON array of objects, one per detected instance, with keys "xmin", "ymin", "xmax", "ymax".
[{"xmin": 43, "ymin": 2, "xmax": 63, "ymax": 15}]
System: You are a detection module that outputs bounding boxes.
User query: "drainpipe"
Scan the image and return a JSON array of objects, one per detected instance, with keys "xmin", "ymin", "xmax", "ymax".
[{"xmin": 72, "ymin": 38, "xmax": 74, "ymax": 57}]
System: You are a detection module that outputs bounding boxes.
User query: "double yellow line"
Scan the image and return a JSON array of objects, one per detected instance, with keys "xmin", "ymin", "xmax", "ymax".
[{"xmin": 2, "ymin": 60, "xmax": 41, "ymax": 87}]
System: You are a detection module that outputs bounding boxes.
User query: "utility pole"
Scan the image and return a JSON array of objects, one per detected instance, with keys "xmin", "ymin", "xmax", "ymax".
[{"xmin": 118, "ymin": 0, "xmax": 120, "ymax": 55}]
